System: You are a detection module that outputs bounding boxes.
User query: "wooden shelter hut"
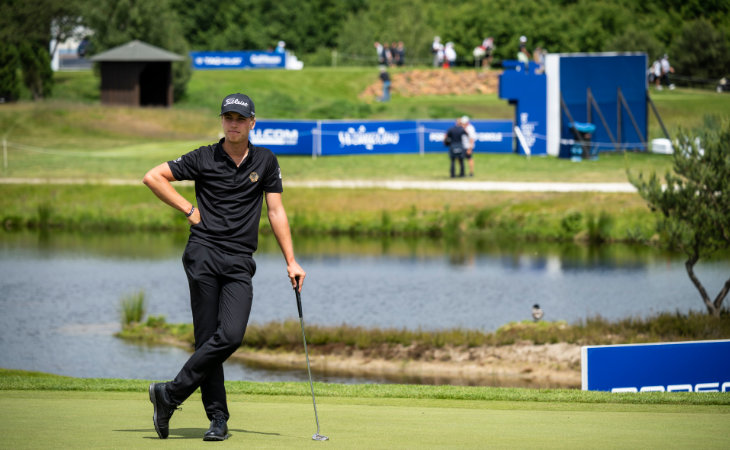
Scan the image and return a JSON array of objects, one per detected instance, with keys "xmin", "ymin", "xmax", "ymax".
[{"xmin": 91, "ymin": 40, "xmax": 183, "ymax": 107}]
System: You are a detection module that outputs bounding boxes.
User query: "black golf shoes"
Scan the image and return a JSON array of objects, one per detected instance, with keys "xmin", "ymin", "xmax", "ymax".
[
  {"xmin": 203, "ymin": 417, "xmax": 230, "ymax": 441},
  {"xmin": 149, "ymin": 382, "xmax": 179, "ymax": 439}
]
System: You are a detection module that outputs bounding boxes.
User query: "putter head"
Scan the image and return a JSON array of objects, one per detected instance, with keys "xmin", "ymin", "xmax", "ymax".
[{"xmin": 312, "ymin": 433, "xmax": 329, "ymax": 441}]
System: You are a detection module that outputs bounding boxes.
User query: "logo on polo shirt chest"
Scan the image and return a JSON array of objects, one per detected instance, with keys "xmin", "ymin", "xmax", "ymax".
[{"xmin": 249, "ymin": 172, "xmax": 259, "ymax": 183}]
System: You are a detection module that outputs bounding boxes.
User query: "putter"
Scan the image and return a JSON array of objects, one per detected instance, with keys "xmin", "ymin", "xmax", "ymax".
[{"xmin": 294, "ymin": 278, "xmax": 329, "ymax": 441}]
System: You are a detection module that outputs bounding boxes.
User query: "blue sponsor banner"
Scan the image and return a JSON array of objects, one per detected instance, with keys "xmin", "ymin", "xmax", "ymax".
[
  {"xmin": 560, "ymin": 54, "xmax": 647, "ymax": 154},
  {"xmin": 499, "ymin": 61, "xmax": 547, "ymax": 156},
  {"xmin": 250, "ymin": 120, "xmax": 316, "ymax": 156},
  {"xmin": 420, "ymin": 120, "xmax": 513, "ymax": 153},
  {"xmin": 320, "ymin": 121, "xmax": 419, "ymax": 155},
  {"xmin": 245, "ymin": 119, "xmax": 514, "ymax": 156},
  {"xmin": 581, "ymin": 340, "xmax": 730, "ymax": 392},
  {"xmin": 190, "ymin": 51, "xmax": 285, "ymax": 69}
]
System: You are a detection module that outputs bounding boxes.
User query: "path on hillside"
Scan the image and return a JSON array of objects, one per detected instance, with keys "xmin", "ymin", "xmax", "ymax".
[{"xmin": 0, "ymin": 177, "xmax": 637, "ymax": 193}]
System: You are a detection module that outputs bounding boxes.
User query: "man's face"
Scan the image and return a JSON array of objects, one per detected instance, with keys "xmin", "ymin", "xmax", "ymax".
[{"xmin": 221, "ymin": 112, "xmax": 255, "ymax": 144}]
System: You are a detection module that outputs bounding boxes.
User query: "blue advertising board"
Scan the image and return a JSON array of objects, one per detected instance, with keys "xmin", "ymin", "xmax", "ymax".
[
  {"xmin": 581, "ymin": 340, "xmax": 730, "ymax": 392},
  {"xmin": 319, "ymin": 121, "xmax": 419, "ymax": 156},
  {"xmin": 250, "ymin": 120, "xmax": 316, "ymax": 156},
  {"xmin": 246, "ymin": 119, "xmax": 514, "ymax": 156},
  {"xmin": 190, "ymin": 51, "xmax": 285, "ymax": 69},
  {"xmin": 499, "ymin": 61, "xmax": 547, "ymax": 156},
  {"xmin": 558, "ymin": 53, "xmax": 648, "ymax": 156},
  {"xmin": 419, "ymin": 120, "xmax": 513, "ymax": 153}
]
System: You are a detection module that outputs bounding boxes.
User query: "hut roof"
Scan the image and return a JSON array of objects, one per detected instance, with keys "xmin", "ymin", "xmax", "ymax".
[{"xmin": 90, "ymin": 40, "xmax": 183, "ymax": 62}]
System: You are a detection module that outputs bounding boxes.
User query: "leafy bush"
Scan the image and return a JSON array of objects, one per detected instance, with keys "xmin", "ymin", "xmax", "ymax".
[{"xmin": 560, "ymin": 211, "xmax": 583, "ymax": 237}]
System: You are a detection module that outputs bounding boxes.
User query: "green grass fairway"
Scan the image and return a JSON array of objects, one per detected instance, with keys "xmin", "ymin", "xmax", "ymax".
[
  {"xmin": 1, "ymin": 371, "xmax": 729, "ymax": 449},
  {"xmin": 1, "ymin": 390, "xmax": 728, "ymax": 449}
]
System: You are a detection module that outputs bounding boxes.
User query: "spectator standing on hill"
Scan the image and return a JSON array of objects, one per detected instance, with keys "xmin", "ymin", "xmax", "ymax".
[
  {"xmin": 378, "ymin": 66, "xmax": 391, "ymax": 102},
  {"xmin": 388, "ymin": 42, "xmax": 397, "ymax": 66},
  {"xmin": 651, "ymin": 58, "xmax": 662, "ymax": 90},
  {"xmin": 517, "ymin": 35, "xmax": 531, "ymax": 68},
  {"xmin": 460, "ymin": 116, "xmax": 476, "ymax": 177},
  {"xmin": 396, "ymin": 41, "xmax": 405, "ymax": 66},
  {"xmin": 474, "ymin": 37, "xmax": 495, "ymax": 69},
  {"xmin": 143, "ymin": 93, "xmax": 306, "ymax": 442},
  {"xmin": 375, "ymin": 41, "xmax": 385, "ymax": 65},
  {"xmin": 445, "ymin": 119, "xmax": 467, "ymax": 178},
  {"xmin": 432, "ymin": 36, "xmax": 444, "ymax": 67},
  {"xmin": 473, "ymin": 45, "xmax": 486, "ymax": 68},
  {"xmin": 384, "ymin": 43, "xmax": 393, "ymax": 66},
  {"xmin": 444, "ymin": 42, "xmax": 457, "ymax": 68},
  {"xmin": 275, "ymin": 40, "xmax": 286, "ymax": 54},
  {"xmin": 483, "ymin": 37, "xmax": 494, "ymax": 69},
  {"xmin": 533, "ymin": 47, "xmax": 545, "ymax": 74},
  {"xmin": 661, "ymin": 54, "xmax": 675, "ymax": 90}
]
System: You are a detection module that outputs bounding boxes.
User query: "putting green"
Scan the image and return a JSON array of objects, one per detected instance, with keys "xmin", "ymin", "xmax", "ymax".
[{"xmin": 1, "ymin": 390, "xmax": 728, "ymax": 449}]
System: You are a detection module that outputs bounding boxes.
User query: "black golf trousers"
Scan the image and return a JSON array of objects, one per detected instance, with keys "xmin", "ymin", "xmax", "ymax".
[
  {"xmin": 450, "ymin": 152, "xmax": 465, "ymax": 178},
  {"xmin": 167, "ymin": 240, "xmax": 256, "ymax": 421}
]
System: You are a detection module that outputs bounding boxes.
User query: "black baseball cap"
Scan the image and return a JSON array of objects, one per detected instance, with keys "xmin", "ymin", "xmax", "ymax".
[{"xmin": 220, "ymin": 93, "xmax": 255, "ymax": 117}]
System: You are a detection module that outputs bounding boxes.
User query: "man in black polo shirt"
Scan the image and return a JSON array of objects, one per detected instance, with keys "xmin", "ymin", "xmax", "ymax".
[
  {"xmin": 444, "ymin": 119, "xmax": 467, "ymax": 178},
  {"xmin": 142, "ymin": 93, "xmax": 306, "ymax": 441}
]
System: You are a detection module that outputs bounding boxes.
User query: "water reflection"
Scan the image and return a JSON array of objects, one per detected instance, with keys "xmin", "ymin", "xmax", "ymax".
[{"xmin": 2, "ymin": 229, "xmax": 691, "ymax": 270}]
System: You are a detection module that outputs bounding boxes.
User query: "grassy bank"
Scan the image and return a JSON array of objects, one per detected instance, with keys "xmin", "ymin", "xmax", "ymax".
[
  {"xmin": 117, "ymin": 311, "xmax": 730, "ymax": 356},
  {"xmin": 0, "ymin": 183, "xmax": 657, "ymax": 243},
  {"xmin": 0, "ymin": 150, "xmax": 677, "ymax": 187},
  {"xmin": 2, "ymin": 369, "xmax": 728, "ymax": 406}
]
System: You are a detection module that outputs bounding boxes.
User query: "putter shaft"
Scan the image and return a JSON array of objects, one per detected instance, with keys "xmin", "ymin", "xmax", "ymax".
[{"xmin": 295, "ymin": 282, "xmax": 329, "ymax": 441}]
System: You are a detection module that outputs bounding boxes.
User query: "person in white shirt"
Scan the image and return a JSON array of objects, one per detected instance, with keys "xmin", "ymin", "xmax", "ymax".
[
  {"xmin": 460, "ymin": 116, "xmax": 477, "ymax": 177},
  {"xmin": 651, "ymin": 59, "xmax": 662, "ymax": 90},
  {"xmin": 444, "ymin": 42, "xmax": 457, "ymax": 68},
  {"xmin": 432, "ymin": 36, "xmax": 444, "ymax": 67},
  {"xmin": 517, "ymin": 35, "xmax": 531, "ymax": 68},
  {"xmin": 660, "ymin": 54, "xmax": 675, "ymax": 90}
]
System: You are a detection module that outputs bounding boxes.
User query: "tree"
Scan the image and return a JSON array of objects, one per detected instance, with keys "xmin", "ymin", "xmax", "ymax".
[
  {"xmin": 336, "ymin": 0, "xmax": 436, "ymax": 66},
  {"xmin": 629, "ymin": 117, "xmax": 730, "ymax": 316},
  {"xmin": 18, "ymin": 42, "xmax": 54, "ymax": 100},
  {"xmin": 603, "ymin": 26, "xmax": 663, "ymax": 61},
  {"xmin": 0, "ymin": 44, "xmax": 21, "ymax": 102},
  {"xmin": 670, "ymin": 19, "xmax": 730, "ymax": 81},
  {"xmin": 0, "ymin": 0, "xmax": 85, "ymax": 99}
]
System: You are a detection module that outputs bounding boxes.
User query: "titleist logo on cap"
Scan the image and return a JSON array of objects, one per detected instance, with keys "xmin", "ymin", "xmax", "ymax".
[
  {"xmin": 224, "ymin": 98, "xmax": 248, "ymax": 107},
  {"xmin": 220, "ymin": 93, "xmax": 255, "ymax": 117}
]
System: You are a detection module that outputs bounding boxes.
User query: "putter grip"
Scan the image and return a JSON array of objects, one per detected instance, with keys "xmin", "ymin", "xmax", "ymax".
[{"xmin": 294, "ymin": 278, "xmax": 303, "ymax": 318}]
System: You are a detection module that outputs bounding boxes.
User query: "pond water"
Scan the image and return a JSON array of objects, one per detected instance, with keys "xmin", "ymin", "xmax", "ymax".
[{"xmin": 0, "ymin": 231, "xmax": 727, "ymax": 384}]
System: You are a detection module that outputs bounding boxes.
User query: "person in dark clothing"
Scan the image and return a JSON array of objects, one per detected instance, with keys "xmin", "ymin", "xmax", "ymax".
[
  {"xmin": 396, "ymin": 41, "xmax": 405, "ymax": 66},
  {"xmin": 445, "ymin": 120, "xmax": 467, "ymax": 178},
  {"xmin": 378, "ymin": 66, "xmax": 391, "ymax": 102},
  {"xmin": 143, "ymin": 93, "xmax": 306, "ymax": 441}
]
